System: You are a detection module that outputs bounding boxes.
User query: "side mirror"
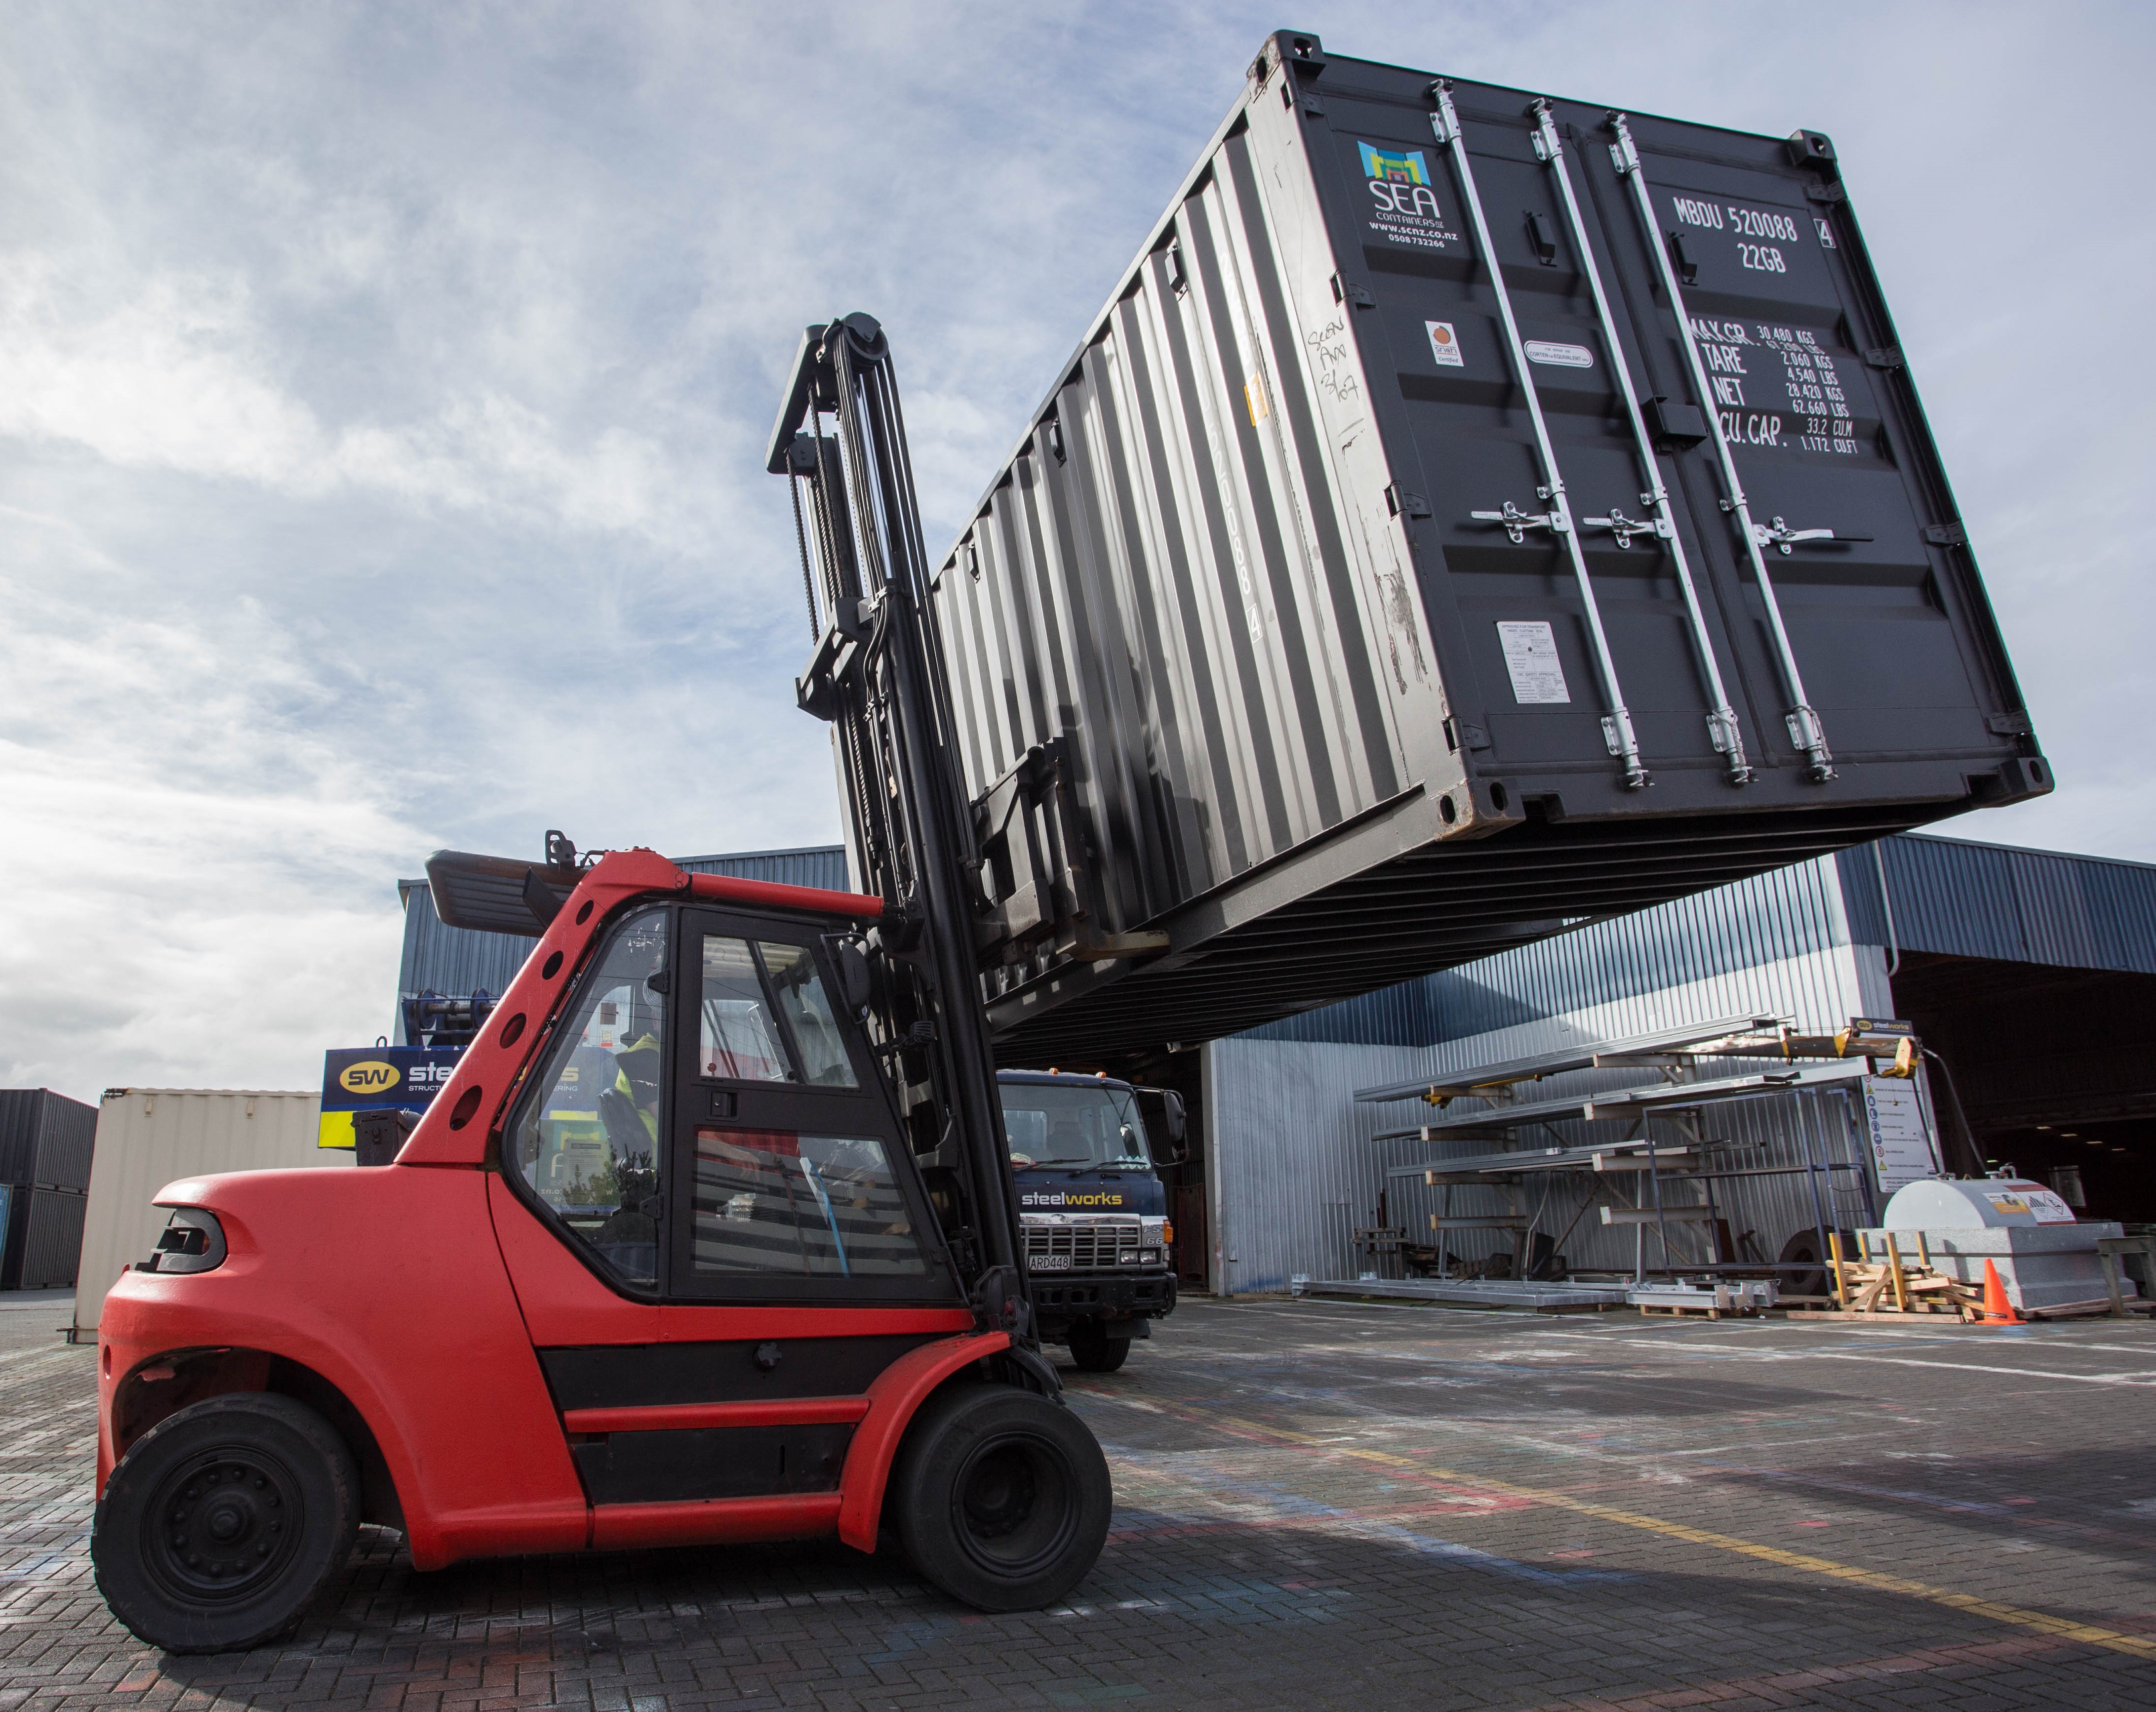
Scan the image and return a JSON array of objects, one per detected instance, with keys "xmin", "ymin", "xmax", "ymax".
[
  {"xmin": 834, "ymin": 941, "xmax": 873, "ymax": 1015},
  {"xmin": 1134, "ymin": 1087, "xmax": 1189, "ymax": 1166}
]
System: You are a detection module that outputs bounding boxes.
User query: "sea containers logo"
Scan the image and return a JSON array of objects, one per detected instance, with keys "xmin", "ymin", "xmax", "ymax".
[{"xmin": 1356, "ymin": 141, "xmax": 1457, "ymax": 251}]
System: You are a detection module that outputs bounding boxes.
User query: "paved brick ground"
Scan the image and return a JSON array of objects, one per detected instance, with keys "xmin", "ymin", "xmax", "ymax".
[{"xmin": 4, "ymin": 1287, "xmax": 2154, "ymax": 1710}]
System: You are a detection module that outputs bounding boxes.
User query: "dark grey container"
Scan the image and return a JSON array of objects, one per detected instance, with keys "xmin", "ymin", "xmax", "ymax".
[
  {"xmin": 0, "ymin": 1090, "xmax": 97, "ymax": 1193},
  {"xmin": 4, "ymin": 1187, "xmax": 87, "ymax": 1291},
  {"xmin": 937, "ymin": 30, "xmax": 2048, "ymax": 1065}
]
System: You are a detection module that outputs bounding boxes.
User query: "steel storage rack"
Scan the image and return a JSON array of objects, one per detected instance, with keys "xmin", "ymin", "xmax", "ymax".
[
  {"xmin": 1348, "ymin": 1017, "xmax": 1918, "ymax": 1292},
  {"xmin": 933, "ymin": 31, "xmax": 2049, "ymax": 1069}
]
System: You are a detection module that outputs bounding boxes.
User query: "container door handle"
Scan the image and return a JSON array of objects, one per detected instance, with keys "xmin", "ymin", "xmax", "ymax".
[
  {"xmin": 1528, "ymin": 99, "xmax": 1753, "ymax": 785},
  {"xmin": 1430, "ymin": 82, "xmax": 1649, "ymax": 791},
  {"xmin": 1609, "ymin": 112, "xmax": 1836, "ymax": 783}
]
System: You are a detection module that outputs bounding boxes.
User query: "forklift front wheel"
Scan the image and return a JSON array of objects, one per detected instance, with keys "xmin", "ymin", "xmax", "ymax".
[
  {"xmin": 93, "ymin": 1391, "xmax": 359, "ymax": 1654},
  {"xmin": 889, "ymin": 1382, "xmax": 1111, "ymax": 1611}
]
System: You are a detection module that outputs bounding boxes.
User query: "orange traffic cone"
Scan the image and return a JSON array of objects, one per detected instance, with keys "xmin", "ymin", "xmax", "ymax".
[{"xmin": 1977, "ymin": 1258, "xmax": 2022, "ymax": 1325}]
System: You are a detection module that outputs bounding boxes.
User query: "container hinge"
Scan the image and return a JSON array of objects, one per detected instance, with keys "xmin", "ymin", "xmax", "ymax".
[
  {"xmin": 1330, "ymin": 273, "xmax": 1374, "ymax": 308},
  {"xmin": 1582, "ymin": 508, "xmax": 1670, "ymax": 549},
  {"xmin": 1750, "ymin": 516, "xmax": 1872, "ymax": 555},
  {"xmin": 1470, "ymin": 499, "xmax": 1560, "ymax": 542},
  {"xmin": 1459, "ymin": 723, "xmax": 1492, "ymax": 751},
  {"xmin": 1298, "ymin": 89, "xmax": 1326, "ymax": 116},
  {"xmin": 1924, "ymin": 522, "xmax": 1966, "ymax": 546},
  {"xmin": 1986, "ymin": 711, "xmax": 2032, "ymax": 736},
  {"xmin": 1864, "ymin": 346, "xmax": 1904, "ymax": 371},
  {"xmin": 1804, "ymin": 181, "xmax": 1846, "ymax": 204},
  {"xmin": 1387, "ymin": 485, "xmax": 1432, "ymax": 520}
]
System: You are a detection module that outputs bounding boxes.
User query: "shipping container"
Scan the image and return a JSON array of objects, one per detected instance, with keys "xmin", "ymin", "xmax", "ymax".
[
  {"xmin": 5, "ymin": 1188, "xmax": 87, "ymax": 1291},
  {"xmin": 0, "ymin": 1089, "xmax": 97, "ymax": 1191},
  {"xmin": 935, "ymin": 31, "xmax": 2048, "ymax": 1068},
  {"xmin": 73, "ymin": 1090, "xmax": 346, "ymax": 1340}
]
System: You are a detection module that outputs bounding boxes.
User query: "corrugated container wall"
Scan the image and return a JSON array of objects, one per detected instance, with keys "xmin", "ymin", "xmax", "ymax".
[
  {"xmin": 0, "ymin": 1089, "xmax": 97, "ymax": 1191},
  {"xmin": 938, "ymin": 30, "xmax": 2047, "ymax": 1068},
  {"xmin": 396, "ymin": 847, "xmax": 850, "ymax": 1039},
  {"xmin": 1203, "ymin": 853, "xmax": 1894, "ymax": 1291},
  {"xmin": 74, "ymin": 1091, "xmax": 344, "ymax": 1338},
  {"xmin": 12, "ymin": 1190, "xmax": 87, "ymax": 1291}
]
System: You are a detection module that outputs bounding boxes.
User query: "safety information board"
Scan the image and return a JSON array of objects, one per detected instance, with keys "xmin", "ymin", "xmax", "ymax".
[{"xmin": 1862, "ymin": 1075, "xmax": 1940, "ymax": 1193}]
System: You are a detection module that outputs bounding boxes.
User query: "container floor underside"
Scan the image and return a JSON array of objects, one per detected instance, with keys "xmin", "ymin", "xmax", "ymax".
[{"xmin": 996, "ymin": 797, "xmax": 1939, "ymax": 1060}]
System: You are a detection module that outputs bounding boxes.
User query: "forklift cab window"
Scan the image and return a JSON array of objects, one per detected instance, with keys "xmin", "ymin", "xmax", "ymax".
[
  {"xmin": 698, "ymin": 936, "xmax": 858, "ymax": 1088},
  {"xmin": 508, "ymin": 906, "xmax": 668, "ymax": 1286},
  {"xmin": 692, "ymin": 1128, "xmax": 929, "ymax": 1277}
]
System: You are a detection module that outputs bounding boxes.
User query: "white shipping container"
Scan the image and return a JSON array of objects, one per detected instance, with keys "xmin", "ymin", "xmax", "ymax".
[{"xmin": 73, "ymin": 1090, "xmax": 349, "ymax": 1340}]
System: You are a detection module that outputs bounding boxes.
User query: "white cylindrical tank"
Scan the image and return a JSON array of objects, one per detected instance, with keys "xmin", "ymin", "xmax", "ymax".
[
  {"xmin": 73, "ymin": 1090, "xmax": 348, "ymax": 1341},
  {"xmin": 1882, "ymin": 1176, "xmax": 2077, "ymax": 1230},
  {"xmin": 1870, "ymin": 1174, "xmax": 2126, "ymax": 1315}
]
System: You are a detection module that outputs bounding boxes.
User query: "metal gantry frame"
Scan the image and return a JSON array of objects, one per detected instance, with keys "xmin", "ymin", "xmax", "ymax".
[{"xmin": 1357, "ymin": 1018, "xmax": 1911, "ymax": 1287}]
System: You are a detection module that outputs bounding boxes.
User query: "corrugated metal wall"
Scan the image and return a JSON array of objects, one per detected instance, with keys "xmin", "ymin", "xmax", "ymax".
[
  {"xmin": 75, "ymin": 1091, "xmax": 345, "ymax": 1336},
  {"xmin": 394, "ymin": 847, "xmax": 851, "ymax": 1040},
  {"xmin": 1206, "ymin": 855, "xmax": 1898, "ymax": 1292},
  {"xmin": 1837, "ymin": 834, "xmax": 2156, "ymax": 975}
]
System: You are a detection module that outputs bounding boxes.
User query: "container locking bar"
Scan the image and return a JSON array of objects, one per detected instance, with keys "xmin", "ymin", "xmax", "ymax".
[
  {"xmin": 1432, "ymin": 82, "xmax": 1649, "ymax": 792},
  {"xmin": 1528, "ymin": 100, "xmax": 1751, "ymax": 785},
  {"xmin": 1607, "ymin": 112, "xmax": 1835, "ymax": 783}
]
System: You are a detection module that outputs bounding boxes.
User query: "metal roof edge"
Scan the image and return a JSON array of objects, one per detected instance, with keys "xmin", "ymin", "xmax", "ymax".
[
  {"xmin": 99, "ymin": 1088, "xmax": 319, "ymax": 1101},
  {"xmin": 1894, "ymin": 830, "xmax": 2156, "ymax": 878}
]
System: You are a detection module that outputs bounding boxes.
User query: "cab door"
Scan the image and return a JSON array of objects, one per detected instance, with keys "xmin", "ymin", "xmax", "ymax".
[{"xmin": 531, "ymin": 905, "xmax": 969, "ymax": 1512}]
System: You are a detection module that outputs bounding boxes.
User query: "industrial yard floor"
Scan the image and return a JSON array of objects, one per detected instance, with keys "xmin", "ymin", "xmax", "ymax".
[{"xmin": 3, "ymin": 1296, "xmax": 2154, "ymax": 1710}]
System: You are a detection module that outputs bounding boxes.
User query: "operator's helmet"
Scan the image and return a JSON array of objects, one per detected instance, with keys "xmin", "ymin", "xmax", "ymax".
[{"xmin": 616, "ymin": 1033, "xmax": 663, "ymax": 1101}]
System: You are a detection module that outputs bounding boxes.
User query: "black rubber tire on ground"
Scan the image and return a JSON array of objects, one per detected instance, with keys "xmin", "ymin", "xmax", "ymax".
[
  {"xmin": 1067, "ymin": 1320, "xmax": 1130, "ymax": 1373},
  {"xmin": 93, "ymin": 1390, "xmax": 359, "ymax": 1654},
  {"xmin": 888, "ymin": 1381, "xmax": 1112, "ymax": 1612}
]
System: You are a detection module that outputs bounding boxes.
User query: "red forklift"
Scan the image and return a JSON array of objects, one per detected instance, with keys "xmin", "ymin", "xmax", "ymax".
[{"xmin": 91, "ymin": 316, "xmax": 1113, "ymax": 1652}]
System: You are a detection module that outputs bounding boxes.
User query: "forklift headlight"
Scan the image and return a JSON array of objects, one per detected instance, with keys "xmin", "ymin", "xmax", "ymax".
[{"xmin": 141, "ymin": 1207, "xmax": 227, "ymax": 1275}]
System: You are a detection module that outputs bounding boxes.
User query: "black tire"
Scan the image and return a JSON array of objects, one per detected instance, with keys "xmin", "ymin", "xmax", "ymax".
[
  {"xmin": 888, "ymin": 1382, "xmax": 1111, "ymax": 1612},
  {"xmin": 1067, "ymin": 1320, "xmax": 1130, "ymax": 1374},
  {"xmin": 93, "ymin": 1391, "xmax": 359, "ymax": 1654}
]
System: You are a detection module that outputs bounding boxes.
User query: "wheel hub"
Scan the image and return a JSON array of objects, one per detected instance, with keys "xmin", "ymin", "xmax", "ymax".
[
  {"xmin": 951, "ymin": 1431, "xmax": 1077, "ymax": 1576},
  {"xmin": 145, "ymin": 1451, "xmax": 302, "ymax": 1603}
]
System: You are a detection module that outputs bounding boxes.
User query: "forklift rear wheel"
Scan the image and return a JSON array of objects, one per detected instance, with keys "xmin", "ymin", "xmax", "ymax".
[
  {"xmin": 93, "ymin": 1391, "xmax": 359, "ymax": 1654},
  {"xmin": 1067, "ymin": 1320, "xmax": 1130, "ymax": 1373},
  {"xmin": 889, "ymin": 1382, "xmax": 1111, "ymax": 1612}
]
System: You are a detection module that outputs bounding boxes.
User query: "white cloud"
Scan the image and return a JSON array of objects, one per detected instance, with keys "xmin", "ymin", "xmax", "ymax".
[{"xmin": 0, "ymin": 0, "xmax": 2150, "ymax": 1103}]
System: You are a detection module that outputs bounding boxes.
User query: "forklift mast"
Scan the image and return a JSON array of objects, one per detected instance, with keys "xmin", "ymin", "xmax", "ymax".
[{"xmin": 766, "ymin": 313, "xmax": 1032, "ymax": 1345}]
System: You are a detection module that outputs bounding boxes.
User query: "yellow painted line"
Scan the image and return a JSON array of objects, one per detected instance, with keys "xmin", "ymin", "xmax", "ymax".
[{"xmin": 1149, "ymin": 1397, "xmax": 2156, "ymax": 1663}]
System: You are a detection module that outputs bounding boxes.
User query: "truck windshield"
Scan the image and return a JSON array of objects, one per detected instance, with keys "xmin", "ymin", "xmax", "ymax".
[{"xmin": 1000, "ymin": 1083, "xmax": 1152, "ymax": 1171}]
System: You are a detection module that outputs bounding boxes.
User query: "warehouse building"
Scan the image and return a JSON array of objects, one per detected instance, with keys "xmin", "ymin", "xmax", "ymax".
[
  {"xmin": 394, "ymin": 833, "xmax": 2153, "ymax": 1297},
  {"xmin": 1202, "ymin": 832, "xmax": 2156, "ymax": 1293}
]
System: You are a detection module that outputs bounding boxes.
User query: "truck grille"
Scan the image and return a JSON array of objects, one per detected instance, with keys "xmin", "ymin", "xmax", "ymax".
[{"xmin": 1024, "ymin": 1217, "xmax": 1144, "ymax": 1271}]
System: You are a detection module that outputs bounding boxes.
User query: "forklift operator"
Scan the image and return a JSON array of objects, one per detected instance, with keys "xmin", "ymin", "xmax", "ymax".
[{"xmin": 611, "ymin": 1033, "xmax": 663, "ymax": 1143}]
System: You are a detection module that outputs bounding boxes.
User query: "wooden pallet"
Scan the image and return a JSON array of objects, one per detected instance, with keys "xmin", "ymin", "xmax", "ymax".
[{"xmin": 1830, "ymin": 1235, "xmax": 1984, "ymax": 1320}]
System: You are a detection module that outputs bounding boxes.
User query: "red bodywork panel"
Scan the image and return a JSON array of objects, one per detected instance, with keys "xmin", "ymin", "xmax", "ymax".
[{"xmin": 98, "ymin": 853, "xmax": 1007, "ymax": 1573}]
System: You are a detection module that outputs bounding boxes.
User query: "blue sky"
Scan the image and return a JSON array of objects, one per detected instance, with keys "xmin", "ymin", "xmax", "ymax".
[{"xmin": 3, "ymin": 1, "xmax": 2150, "ymax": 1101}]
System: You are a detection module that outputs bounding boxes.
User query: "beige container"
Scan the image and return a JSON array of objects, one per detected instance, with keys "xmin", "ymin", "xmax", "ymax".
[{"xmin": 73, "ymin": 1089, "xmax": 350, "ymax": 1341}]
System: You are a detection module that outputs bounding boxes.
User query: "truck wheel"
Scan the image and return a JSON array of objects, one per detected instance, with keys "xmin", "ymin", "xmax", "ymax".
[
  {"xmin": 889, "ymin": 1382, "xmax": 1111, "ymax": 1612},
  {"xmin": 93, "ymin": 1391, "xmax": 359, "ymax": 1654},
  {"xmin": 1067, "ymin": 1320, "xmax": 1130, "ymax": 1373}
]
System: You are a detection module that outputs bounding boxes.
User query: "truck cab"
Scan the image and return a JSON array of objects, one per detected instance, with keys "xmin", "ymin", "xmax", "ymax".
[{"xmin": 998, "ymin": 1070, "xmax": 1180, "ymax": 1372}]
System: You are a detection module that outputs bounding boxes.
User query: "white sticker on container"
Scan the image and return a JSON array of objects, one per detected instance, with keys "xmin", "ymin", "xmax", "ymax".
[
  {"xmin": 1496, "ymin": 620, "xmax": 1569, "ymax": 704},
  {"xmin": 1524, "ymin": 340, "xmax": 1594, "ymax": 368},
  {"xmin": 1426, "ymin": 321, "xmax": 1464, "ymax": 367}
]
